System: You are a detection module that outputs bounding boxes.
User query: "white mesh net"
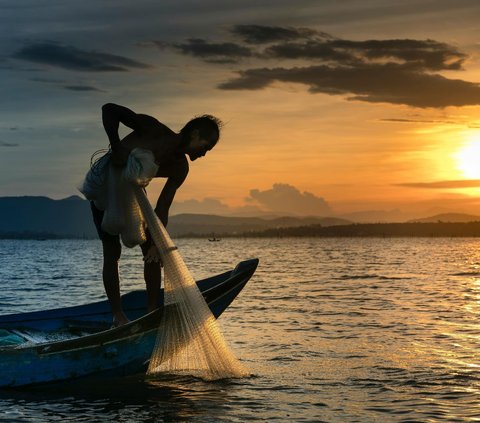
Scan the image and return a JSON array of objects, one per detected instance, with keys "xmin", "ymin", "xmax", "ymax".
[
  {"xmin": 118, "ymin": 149, "xmax": 249, "ymax": 380},
  {"xmin": 134, "ymin": 186, "xmax": 249, "ymax": 379}
]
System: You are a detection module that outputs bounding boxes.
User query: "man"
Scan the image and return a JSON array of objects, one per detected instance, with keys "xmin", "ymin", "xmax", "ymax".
[{"xmin": 90, "ymin": 103, "xmax": 221, "ymax": 326}]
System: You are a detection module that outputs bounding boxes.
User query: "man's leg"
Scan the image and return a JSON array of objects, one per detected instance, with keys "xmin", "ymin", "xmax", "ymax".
[
  {"xmin": 141, "ymin": 233, "xmax": 161, "ymax": 312},
  {"xmin": 91, "ymin": 201, "xmax": 129, "ymax": 326},
  {"xmin": 102, "ymin": 237, "xmax": 130, "ymax": 326}
]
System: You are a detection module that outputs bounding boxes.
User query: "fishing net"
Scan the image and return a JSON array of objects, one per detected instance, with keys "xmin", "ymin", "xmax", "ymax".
[
  {"xmin": 133, "ymin": 186, "xmax": 249, "ymax": 379},
  {"xmin": 122, "ymin": 149, "xmax": 249, "ymax": 380},
  {"xmin": 79, "ymin": 149, "xmax": 152, "ymax": 247}
]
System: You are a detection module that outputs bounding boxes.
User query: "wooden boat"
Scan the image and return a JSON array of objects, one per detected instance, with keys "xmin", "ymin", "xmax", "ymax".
[{"xmin": 0, "ymin": 258, "xmax": 259, "ymax": 388}]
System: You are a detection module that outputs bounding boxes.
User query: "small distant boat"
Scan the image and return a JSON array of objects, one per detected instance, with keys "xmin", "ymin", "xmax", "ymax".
[{"xmin": 0, "ymin": 258, "xmax": 258, "ymax": 387}]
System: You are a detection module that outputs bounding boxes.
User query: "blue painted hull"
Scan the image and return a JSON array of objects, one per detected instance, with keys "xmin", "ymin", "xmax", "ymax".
[{"xmin": 0, "ymin": 258, "xmax": 258, "ymax": 387}]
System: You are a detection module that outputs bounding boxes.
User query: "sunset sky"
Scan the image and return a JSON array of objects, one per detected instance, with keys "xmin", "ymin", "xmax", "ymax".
[{"xmin": 2, "ymin": 1, "xmax": 480, "ymax": 220}]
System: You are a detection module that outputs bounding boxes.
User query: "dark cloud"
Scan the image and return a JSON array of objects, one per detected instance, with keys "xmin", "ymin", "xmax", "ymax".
[
  {"xmin": 170, "ymin": 38, "xmax": 252, "ymax": 64},
  {"xmin": 379, "ymin": 118, "xmax": 457, "ymax": 124},
  {"xmin": 165, "ymin": 24, "xmax": 479, "ymax": 108},
  {"xmin": 264, "ymin": 38, "xmax": 466, "ymax": 71},
  {"xmin": 265, "ymin": 41, "xmax": 355, "ymax": 63},
  {"xmin": 30, "ymin": 77, "xmax": 67, "ymax": 84},
  {"xmin": 396, "ymin": 180, "xmax": 480, "ymax": 189},
  {"xmin": 248, "ymin": 183, "xmax": 331, "ymax": 216},
  {"xmin": 64, "ymin": 85, "xmax": 103, "ymax": 92},
  {"xmin": 230, "ymin": 24, "xmax": 329, "ymax": 44},
  {"xmin": 219, "ymin": 64, "xmax": 480, "ymax": 108},
  {"xmin": 28, "ymin": 76, "xmax": 103, "ymax": 92},
  {"xmin": 0, "ymin": 141, "xmax": 19, "ymax": 147},
  {"xmin": 160, "ymin": 27, "xmax": 465, "ymax": 71},
  {"xmin": 13, "ymin": 42, "xmax": 151, "ymax": 72}
]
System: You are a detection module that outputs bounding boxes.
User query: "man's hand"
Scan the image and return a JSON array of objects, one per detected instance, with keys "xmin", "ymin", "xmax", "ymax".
[{"xmin": 143, "ymin": 244, "xmax": 163, "ymax": 266}]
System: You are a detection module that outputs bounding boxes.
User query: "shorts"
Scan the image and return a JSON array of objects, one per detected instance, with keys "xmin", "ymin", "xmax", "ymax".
[{"xmin": 90, "ymin": 201, "xmax": 153, "ymax": 249}]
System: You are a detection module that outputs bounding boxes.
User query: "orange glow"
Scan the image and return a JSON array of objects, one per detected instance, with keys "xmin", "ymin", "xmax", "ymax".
[{"xmin": 455, "ymin": 133, "xmax": 480, "ymax": 179}]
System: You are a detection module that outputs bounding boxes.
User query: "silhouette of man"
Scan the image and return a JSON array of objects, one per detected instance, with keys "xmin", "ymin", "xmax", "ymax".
[{"xmin": 88, "ymin": 103, "xmax": 221, "ymax": 326}]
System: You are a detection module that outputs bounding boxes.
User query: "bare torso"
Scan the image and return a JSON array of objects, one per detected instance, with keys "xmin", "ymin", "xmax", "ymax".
[{"xmin": 119, "ymin": 115, "xmax": 188, "ymax": 181}]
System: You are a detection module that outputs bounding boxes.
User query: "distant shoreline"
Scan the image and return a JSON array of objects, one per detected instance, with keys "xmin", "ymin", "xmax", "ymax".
[{"xmin": 4, "ymin": 221, "xmax": 480, "ymax": 239}]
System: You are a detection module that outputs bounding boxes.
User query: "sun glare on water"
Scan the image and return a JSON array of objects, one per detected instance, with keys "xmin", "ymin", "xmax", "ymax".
[{"xmin": 455, "ymin": 135, "xmax": 480, "ymax": 179}]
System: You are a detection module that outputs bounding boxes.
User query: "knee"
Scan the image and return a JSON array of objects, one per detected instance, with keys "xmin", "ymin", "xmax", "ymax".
[{"xmin": 140, "ymin": 236, "xmax": 153, "ymax": 256}]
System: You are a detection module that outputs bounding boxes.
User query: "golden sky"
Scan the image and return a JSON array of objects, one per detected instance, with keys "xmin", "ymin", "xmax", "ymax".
[{"xmin": 2, "ymin": 1, "xmax": 480, "ymax": 220}]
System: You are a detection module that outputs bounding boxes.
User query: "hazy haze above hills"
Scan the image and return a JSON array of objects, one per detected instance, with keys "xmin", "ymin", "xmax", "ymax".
[{"xmin": 1, "ymin": 196, "xmax": 480, "ymax": 239}]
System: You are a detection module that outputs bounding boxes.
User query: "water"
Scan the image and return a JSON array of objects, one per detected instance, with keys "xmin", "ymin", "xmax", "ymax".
[{"xmin": 1, "ymin": 238, "xmax": 480, "ymax": 421}]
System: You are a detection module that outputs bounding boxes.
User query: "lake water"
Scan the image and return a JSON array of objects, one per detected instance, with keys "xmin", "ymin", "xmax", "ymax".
[{"xmin": 1, "ymin": 238, "xmax": 480, "ymax": 422}]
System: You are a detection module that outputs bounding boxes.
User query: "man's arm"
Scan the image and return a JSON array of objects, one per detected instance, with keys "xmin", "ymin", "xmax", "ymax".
[
  {"xmin": 102, "ymin": 103, "xmax": 158, "ymax": 165},
  {"xmin": 155, "ymin": 179, "xmax": 179, "ymax": 227},
  {"xmin": 155, "ymin": 161, "xmax": 189, "ymax": 226},
  {"xmin": 102, "ymin": 103, "xmax": 137, "ymax": 147}
]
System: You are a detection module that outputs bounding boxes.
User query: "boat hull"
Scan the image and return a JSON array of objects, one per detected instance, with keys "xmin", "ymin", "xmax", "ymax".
[{"xmin": 0, "ymin": 258, "xmax": 258, "ymax": 387}]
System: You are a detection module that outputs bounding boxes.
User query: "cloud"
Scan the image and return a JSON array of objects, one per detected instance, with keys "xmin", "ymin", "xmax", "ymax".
[
  {"xmin": 171, "ymin": 197, "xmax": 233, "ymax": 215},
  {"xmin": 379, "ymin": 118, "xmax": 459, "ymax": 124},
  {"xmin": 218, "ymin": 64, "xmax": 480, "ymax": 108},
  {"xmin": 13, "ymin": 42, "xmax": 151, "ymax": 72},
  {"xmin": 0, "ymin": 141, "xmax": 19, "ymax": 147},
  {"xmin": 170, "ymin": 38, "xmax": 253, "ymax": 64},
  {"xmin": 64, "ymin": 85, "xmax": 103, "ymax": 92},
  {"xmin": 230, "ymin": 24, "xmax": 328, "ymax": 44},
  {"xmin": 30, "ymin": 77, "xmax": 67, "ymax": 84},
  {"xmin": 165, "ymin": 24, "xmax": 480, "ymax": 108},
  {"xmin": 262, "ymin": 38, "xmax": 465, "ymax": 71},
  {"xmin": 248, "ymin": 183, "xmax": 332, "ymax": 216},
  {"xmin": 28, "ymin": 76, "xmax": 103, "ymax": 92},
  {"xmin": 171, "ymin": 197, "xmax": 276, "ymax": 217},
  {"xmin": 171, "ymin": 184, "xmax": 331, "ymax": 216},
  {"xmin": 395, "ymin": 180, "xmax": 480, "ymax": 189}
]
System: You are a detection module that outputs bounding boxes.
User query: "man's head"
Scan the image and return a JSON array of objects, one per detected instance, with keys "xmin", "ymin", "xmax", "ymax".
[{"xmin": 180, "ymin": 115, "xmax": 222, "ymax": 161}]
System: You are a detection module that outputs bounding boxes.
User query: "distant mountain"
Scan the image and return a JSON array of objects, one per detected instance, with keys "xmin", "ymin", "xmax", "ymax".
[
  {"xmin": 167, "ymin": 214, "xmax": 351, "ymax": 237},
  {"xmin": 0, "ymin": 196, "xmax": 351, "ymax": 239},
  {"xmin": 408, "ymin": 213, "xmax": 480, "ymax": 223},
  {"xmin": 241, "ymin": 221, "xmax": 480, "ymax": 238},
  {"xmin": 0, "ymin": 195, "xmax": 97, "ymax": 238},
  {"xmin": 4, "ymin": 195, "xmax": 480, "ymax": 239},
  {"xmin": 340, "ymin": 209, "xmax": 409, "ymax": 223}
]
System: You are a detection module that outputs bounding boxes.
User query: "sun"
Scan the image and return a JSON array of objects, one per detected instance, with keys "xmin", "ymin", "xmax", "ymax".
[{"xmin": 455, "ymin": 135, "xmax": 480, "ymax": 179}]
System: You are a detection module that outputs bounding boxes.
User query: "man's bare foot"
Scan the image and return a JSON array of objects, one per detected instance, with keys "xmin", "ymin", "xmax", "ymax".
[{"xmin": 112, "ymin": 312, "xmax": 130, "ymax": 328}]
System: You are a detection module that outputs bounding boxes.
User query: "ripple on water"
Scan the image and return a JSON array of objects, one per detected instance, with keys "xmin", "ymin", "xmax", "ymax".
[{"xmin": 2, "ymin": 238, "xmax": 480, "ymax": 421}]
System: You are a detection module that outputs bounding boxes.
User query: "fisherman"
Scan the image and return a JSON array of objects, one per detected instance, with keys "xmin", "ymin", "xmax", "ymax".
[{"xmin": 82, "ymin": 103, "xmax": 221, "ymax": 327}]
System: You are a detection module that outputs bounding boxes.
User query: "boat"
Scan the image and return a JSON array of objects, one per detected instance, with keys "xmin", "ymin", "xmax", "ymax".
[
  {"xmin": 0, "ymin": 258, "xmax": 259, "ymax": 388},
  {"xmin": 208, "ymin": 233, "xmax": 221, "ymax": 242}
]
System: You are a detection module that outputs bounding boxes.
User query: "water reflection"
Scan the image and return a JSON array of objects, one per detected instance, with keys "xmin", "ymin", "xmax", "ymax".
[
  {"xmin": 6, "ymin": 238, "xmax": 480, "ymax": 420},
  {"xmin": 0, "ymin": 375, "xmax": 250, "ymax": 422}
]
